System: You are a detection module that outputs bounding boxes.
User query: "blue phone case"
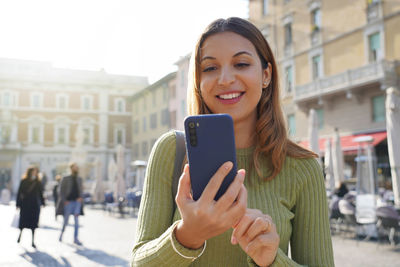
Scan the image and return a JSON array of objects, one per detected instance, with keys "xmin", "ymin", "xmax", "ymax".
[{"xmin": 184, "ymin": 114, "xmax": 237, "ymax": 201}]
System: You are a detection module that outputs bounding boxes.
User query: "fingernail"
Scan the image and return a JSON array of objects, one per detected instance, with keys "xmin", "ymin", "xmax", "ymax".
[
  {"xmin": 231, "ymin": 236, "xmax": 237, "ymax": 244},
  {"xmin": 238, "ymin": 170, "xmax": 245, "ymax": 180},
  {"xmin": 224, "ymin": 161, "xmax": 233, "ymax": 170}
]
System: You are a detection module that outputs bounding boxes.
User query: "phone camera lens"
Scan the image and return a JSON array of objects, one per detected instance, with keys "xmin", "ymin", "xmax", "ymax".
[{"xmin": 188, "ymin": 122, "xmax": 195, "ymax": 129}]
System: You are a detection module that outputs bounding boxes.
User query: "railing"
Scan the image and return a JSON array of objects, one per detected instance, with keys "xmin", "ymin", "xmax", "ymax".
[{"xmin": 294, "ymin": 60, "xmax": 396, "ymax": 102}]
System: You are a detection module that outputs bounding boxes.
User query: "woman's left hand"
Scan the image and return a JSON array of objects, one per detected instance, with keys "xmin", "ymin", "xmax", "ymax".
[{"xmin": 231, "ymin": 209, "xmax": 280, "ymax": 267}]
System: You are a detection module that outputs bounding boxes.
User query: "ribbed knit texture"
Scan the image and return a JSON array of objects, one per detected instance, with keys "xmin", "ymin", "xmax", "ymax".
[{"xmin": 131, "ymin": 131, "xmax": 334, "ymax": 267}]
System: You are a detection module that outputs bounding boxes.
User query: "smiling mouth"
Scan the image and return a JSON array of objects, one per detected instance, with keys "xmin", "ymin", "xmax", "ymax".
[{"xmin": 217, "ymin": 92, "xmax": 245, "ymax": 100}]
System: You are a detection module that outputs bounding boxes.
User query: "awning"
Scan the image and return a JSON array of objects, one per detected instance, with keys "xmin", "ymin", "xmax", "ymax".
[{"xmin": 298, "ymin": 131, "xmax": 387, "ymax": 155}]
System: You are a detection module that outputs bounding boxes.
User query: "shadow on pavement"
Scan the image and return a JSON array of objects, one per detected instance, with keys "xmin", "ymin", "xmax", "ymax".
[
  {"xmin": 20, "ymin": 248, "xmax": 72, "ymax": 267},
  {"xmin": 75, "ymin": 247, "xmax": 129, "ymax": 266},
  {"xmin": 40, "ymin": 225, "xmax": 60, "ymax": 231}
]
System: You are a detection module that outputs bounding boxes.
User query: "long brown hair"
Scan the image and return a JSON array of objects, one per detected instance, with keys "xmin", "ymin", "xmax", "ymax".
[
  {"xmin": 22, "ymin": 166, "xmax": 39, "ymax": 180},
  {"xmin": 187, "ymin": 17, "xmax": 317, "ymax": 181}
]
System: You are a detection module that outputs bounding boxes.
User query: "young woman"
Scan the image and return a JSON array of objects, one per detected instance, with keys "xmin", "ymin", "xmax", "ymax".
[
  {"xmin": 16, "ymin": 166, "xmax": 45, "ymax": 248},
  {"xmin": 132, "ymin": 17, "xmax": 334, "ymax": 266}
]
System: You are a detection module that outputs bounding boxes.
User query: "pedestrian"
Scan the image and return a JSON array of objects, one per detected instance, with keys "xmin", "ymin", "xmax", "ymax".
[
  {"xmin": 335, "ymin": 181, "xmax": 349, "ymax": 198},
  {"xmin": 52, "ymin": 174, "xmax": 62, "ymax": 220},
  {"xmin": 56, "ymin": 162, "xmax": 84, "ymax": 245},
  {"xmin": 131, "ymin": 17, "xmax": 334, "ymax": 266},
  {"xmin": 16, "ymin": 166, "xmax": 45, "ymax": 248}
]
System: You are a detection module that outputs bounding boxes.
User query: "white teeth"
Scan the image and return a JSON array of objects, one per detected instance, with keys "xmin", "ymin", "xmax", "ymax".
[{"xmin": 219, "ymin": 93, "xmax": 241, "ymax": 100}]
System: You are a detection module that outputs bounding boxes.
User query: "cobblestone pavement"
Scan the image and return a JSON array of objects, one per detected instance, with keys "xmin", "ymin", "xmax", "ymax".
[{"xmin": 1, "ymin": 203, "xmax": 399, "ymax": 267}]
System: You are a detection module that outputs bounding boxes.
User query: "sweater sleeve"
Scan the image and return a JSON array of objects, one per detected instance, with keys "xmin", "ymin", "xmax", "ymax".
[
  {"xmin": 280, "ymin": 158, "xmax": 334, "ymax": 267},
  {"xmin": 131, "ymin": 131, "xmax": 205, "ymax": 267}
]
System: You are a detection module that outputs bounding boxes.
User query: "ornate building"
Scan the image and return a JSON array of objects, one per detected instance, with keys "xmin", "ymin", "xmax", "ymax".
[
  {"xmin": 249, "ymin": 0, "xmax": 400, "ymax": 180},
  {"xmin": 0, "ymin": 58, "xmax": 148, "ymax": 194}
]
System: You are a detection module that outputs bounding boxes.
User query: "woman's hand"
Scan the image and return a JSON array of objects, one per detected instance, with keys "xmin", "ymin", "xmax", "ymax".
[
  {"xmin": 175, "ymin": 162, "xmax": 247, "ymax": 249},
  {"xmin": 231, "ymin": 209, "xmax": 280, "ymax": 267}
]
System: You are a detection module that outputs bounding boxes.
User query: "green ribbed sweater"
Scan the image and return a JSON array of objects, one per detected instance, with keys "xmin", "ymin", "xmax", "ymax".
[{"xmin": 131, "ymin": 131, "xmax": 334, "ymax": 267}]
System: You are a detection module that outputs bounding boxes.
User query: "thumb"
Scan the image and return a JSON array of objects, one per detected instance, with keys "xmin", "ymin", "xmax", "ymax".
[{"xmin": 176, "ymin": 164, "xmax": 192, "ymax": 202}]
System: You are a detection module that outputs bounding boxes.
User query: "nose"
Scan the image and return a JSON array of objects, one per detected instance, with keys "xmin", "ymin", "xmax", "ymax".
[{"xmin": 217, "ymin": 66, "xmax": 235, "ymax": 86}]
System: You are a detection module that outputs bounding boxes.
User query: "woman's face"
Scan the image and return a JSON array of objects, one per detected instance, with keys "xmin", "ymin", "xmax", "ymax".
[
  {"xmin": 199, "ymin": 31, "xmax": 270, "ymax": 125},
  {"xmin": 32, "ymin": 168, "xmax": 38, "ymax": 178}
]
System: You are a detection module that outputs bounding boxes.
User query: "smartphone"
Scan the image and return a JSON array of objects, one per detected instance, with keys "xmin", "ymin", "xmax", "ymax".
[{"xmin": 184, "ymin": 114, "xmax": 237, "ymax": 201}]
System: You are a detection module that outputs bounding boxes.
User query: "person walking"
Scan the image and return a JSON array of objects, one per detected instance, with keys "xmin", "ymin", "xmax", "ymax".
[
  {"xmin": 52, "ymin": 174, "xmax": 62, "ymax": 220},
  {"xmin": 16, "ymin": 166, "xmax": 45, "ymax": 248},
  {"xmin": 132, "ymin": 17, "xmax": 334, "ymax": 266},
  {"xmin": 56, "ymin": 162, "xmax": 84, "ymax": 245}
]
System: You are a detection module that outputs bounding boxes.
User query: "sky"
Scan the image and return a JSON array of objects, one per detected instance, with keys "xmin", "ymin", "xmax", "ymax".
[{"xmin": 0, "ymin": 0, "xmax": 248, "ymax": 83}]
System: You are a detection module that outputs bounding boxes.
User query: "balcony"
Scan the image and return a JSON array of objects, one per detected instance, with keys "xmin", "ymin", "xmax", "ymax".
[{"xmin": 294, "ymin": 60, "xmax": 399, "ymax": 104}]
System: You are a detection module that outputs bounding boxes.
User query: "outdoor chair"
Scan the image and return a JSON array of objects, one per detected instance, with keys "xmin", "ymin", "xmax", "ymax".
[
  {"xmin": 376, "ymin": 205, "xmax": 400, "ymax": 246},
  {"xmin": 338, "ymin": 198, "xmax": 358, "ymax": 238},
  {"xmin": 329, "ymin": 196, "xmax": 344, "ymax": 235}
]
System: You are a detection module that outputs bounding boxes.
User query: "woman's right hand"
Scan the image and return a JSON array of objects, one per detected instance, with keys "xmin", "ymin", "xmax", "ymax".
[{"xmin": 174, "ymin": 162, "xmax": 247, "ymax": 249}]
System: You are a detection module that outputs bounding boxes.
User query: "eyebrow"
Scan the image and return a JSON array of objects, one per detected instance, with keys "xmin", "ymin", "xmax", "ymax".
[{"xmin": 200, "ymin": 51, "xmax": 253, "ymax": 62}]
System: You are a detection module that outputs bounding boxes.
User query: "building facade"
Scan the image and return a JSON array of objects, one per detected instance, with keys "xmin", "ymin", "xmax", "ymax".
[
  {"xmin": 249, "ymin": 0, "xmax": 400, "ymax": 180},
  {"xmin": 171, "ymin": 54, "xmax": 190, "ymax": 131},
  {"xmin": 131, "ymin": 72, "xmax": 176, "ymax": 164},
  {"xmin": 0, "ymin": 58, "xmax": 148, "ymax": 194}
]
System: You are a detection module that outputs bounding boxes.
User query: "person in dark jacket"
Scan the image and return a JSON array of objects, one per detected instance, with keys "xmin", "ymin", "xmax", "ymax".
[
  {"xmin": 52, "ymin": 174, "xmax": 62, "ymax": 220},
  {"xmin": 335, "ymin": 182, "xmax": 349, "ymax": 198},
  {"xmin": 56, "ymin": 162, "xmax": 84, "ymax": 245},
  {"xmin": 16, "ymin": 166, "xmax": 45, "ymax": 248}
]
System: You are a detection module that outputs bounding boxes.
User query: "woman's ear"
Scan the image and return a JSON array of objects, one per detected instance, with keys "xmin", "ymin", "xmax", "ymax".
[{"xmin": 262, "ymin": 63, "xmax": 272, "ymax": 88}]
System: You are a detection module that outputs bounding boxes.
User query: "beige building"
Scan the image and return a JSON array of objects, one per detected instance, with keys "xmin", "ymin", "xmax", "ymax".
[
  {"xmin": 0, "ymin": 58, "xmax": 148, "ymax": 194},
  {"xmin": 131, "ymin": 72, "xmax": 176, "ymax": 165},
  {"xmin": 249, "ymin": 0, "xmax": 400, "ymax": 179}
]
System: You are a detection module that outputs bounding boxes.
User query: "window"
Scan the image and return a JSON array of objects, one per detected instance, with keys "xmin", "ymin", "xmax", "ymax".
[
  {"xmin": 83, "ymin": 128, "xmax": 90, "ymax": 144},
  {"xmin": 57, "ymin": 127, "xmax": 66, "ymax": 144},
  {"xmin": 3, "ymin": 92, "xmax": 11, "ymax": 106},
  {"xmin": 56, "ymin": 94, "xmax": 68, "ymax": 109},
  {"xmin": 170, "ymin": 110, "xmax": 176, "ymax": 129},
  {"xmin": 29, "ymin": 124, "xmax": 43, "ymax": 144},
  {"xmin": 133, "ymin": 143, "xmax": 139, "ymax": 158},
  {"xmin": 312, "ymin": 55, "xmax": 321, "ymax": 80},
  {"xmin": 150, "ymin": 113, "xmax": 157, "ymax": 129},
  {"xmin": 1, "ymin": 91, "xmax": 17, "ymax": 107},
  {"xmin": 142, "ymin": 141, "xmax": 148, "ymax": 156},
  {"xmin": 315, "ymin": 109, "xmax": 324, "ymax": 129},
  {"xmin": 368, "ymin": 32, "xmax": 381, "ymax": 62},
  {"xmin": 284, "ymin": 23, "xmax": 292, "ymax": 46},
  {"xmin": 32, "ymin": 126, "xmax": 40, "ymax": 143},
  {"xmin": 181, "ymin": 100, "xmax": 186, "ymax": 117},
  {"xmin": 285, "ymin": 66, "xmax": 293, "ymax": 93},
  {"xmin": 163, "ymin": 86, "xmax": 168, "ymax": 101},
  {"xmin": 311, "ymin": 8, "xmax": 321, "ymax": 32},
  {"xmin": 287, "ymin": 114, "xmax": 296, "ymax": 136},
  {"xmin": 372, "ymin": 95, "xmax": 385, "ymax": 122},
  {"xmin": 150, "ymin": 139, "xmax": 157, "ymax": 150},
  {"xmin": 133, "ymin": 120, "xmax": 139, "ymax": 134},
  {"xmin": 31, "ymin": 93, "xmax": 43, "ymax": 108},
  {"xmin": 180, "ymin": 70, "xmax": 186, "ymax": 87},
  {"xmin": 161, "ymin": 108, "xmax": 169, "ymax": 126},
  {"xmin": 115, "ymin": 98, "xmax": 125, "ymax": 112},
  {"xmin": 142, "ymin": 117, "xmax": 147, "ymax": 132},
  {"xmin": 170, "ymin": 87, "xmax": 176, "ymax": 99},
  {"xmin": 115, "ymin": 128, "xmax": 125, "ymax": 145},
  {"xmin": 263, "ymin": 0, "xmax": 269, "ymax": 15},
  {"xmin": 81, "ymin": 95, "xmax": 92, "ymax": 110}
]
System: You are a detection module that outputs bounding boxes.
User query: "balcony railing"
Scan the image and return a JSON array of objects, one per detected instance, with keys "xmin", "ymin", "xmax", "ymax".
[{"xmin": 294, "ymin": 60, "xmax": 398, "ymax": 103}]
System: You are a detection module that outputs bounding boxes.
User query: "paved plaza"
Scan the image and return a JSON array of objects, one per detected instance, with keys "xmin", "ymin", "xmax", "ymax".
[{"xmin": 0, "ymin": 203, "xmax": 399, "ymax": 267}]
